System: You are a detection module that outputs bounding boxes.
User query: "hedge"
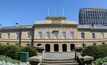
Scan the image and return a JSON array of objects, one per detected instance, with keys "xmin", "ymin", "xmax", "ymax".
[
  {"xmin": 0, "ymin": 55, "xmax": 21, "ymax": 64},
  {"xmin": 21, "ymin": 46, "xmax": 37, "ymax": 57},
  {"xmin": 93, "ymin": 56, "xmax": 107, "ymax": 65},
  {"xmin": 0, "ymin": 44, "xmax": 37, "ymax": 60},
  {"xmin": 82, "ymin": 44, "xmax": 107, "ymax": 59}
]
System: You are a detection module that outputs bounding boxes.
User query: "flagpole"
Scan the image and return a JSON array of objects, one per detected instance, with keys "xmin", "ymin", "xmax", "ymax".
[
  {"xmin": 55, "ymin": 8, "xmax": 56, "ymax": 16},
  {"xmin": 48, "ymin": 8, "xmax": 50, "ymax": 16},
  {"xmin": 62, "ymin": 8, "xmax": 64, "ymax": 16}
]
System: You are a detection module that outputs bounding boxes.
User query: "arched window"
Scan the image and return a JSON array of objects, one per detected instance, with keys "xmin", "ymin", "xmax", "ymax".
[{"xmin": 53, "ymin": 31, "xmax": 58, "ymax": 39}]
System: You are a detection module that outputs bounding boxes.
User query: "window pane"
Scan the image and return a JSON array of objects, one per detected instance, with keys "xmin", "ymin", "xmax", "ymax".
[
  {"xmin": 38, "ymin": 32, "xmax": 42, "ymax": 39},
  {"xmin": 70, "ymin": 32, "xmax": 74, "ymax": 39},
  {"xmin": 28, "ymin": 31, "xmax": 32, "ymax": 39},
  {"xmin": 101, "ymin": 33, "xmax": 104, "ymax": 39},
  {"xmin": 16, "ymin": 32, "xmax": 20, "ymax": 39},
  {"xmin": 54, "ymin": 31, "xmax": 58, "ymax": 39},
  {"xmin": 81, "ymin": 32, "xmax": 85, "ymax": 39},
  {"xmin": 8, "ymin": 33, "xmax": 10, "ymax": 39},
  {"xmin": 0, "ymin": 33, "xmax": 1, "ymax": 39},
  {"xmin": 92, "ymin": 33, "xmax": 95, "ymax": 39},
  {"xmin": 62, "ymin": 32, "xmax": 66, "ymax": 39},
  {"xmin": 46, "ymin": 32, "xmax": 50, "ymax": 39}
]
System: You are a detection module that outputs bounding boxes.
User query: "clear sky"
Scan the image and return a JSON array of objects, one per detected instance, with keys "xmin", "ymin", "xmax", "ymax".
[{"xmin": 0, "ymin": 0, "xmax": 107, "ymax": 26}]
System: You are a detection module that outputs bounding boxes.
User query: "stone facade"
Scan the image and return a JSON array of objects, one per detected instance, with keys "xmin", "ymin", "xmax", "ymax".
[{"xmin": 0, "ymin": 16, "xmax": 107, "ymax": 52}]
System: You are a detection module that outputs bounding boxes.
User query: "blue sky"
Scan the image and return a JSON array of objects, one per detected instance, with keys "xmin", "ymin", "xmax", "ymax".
[{"xmin": 0, "ymin": 0, "xmax": 107, "ymax": 26}]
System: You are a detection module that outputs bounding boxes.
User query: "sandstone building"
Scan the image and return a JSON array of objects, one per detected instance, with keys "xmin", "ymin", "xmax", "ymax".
[{"xmin": 0, "ymin": 16, "xmax": 107, "ymax": 52}]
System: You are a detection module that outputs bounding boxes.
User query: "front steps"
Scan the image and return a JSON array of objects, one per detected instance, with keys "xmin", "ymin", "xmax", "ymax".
[{"xmin": 40, "ymin": 59, "xmax": 79, "ymax": 65}]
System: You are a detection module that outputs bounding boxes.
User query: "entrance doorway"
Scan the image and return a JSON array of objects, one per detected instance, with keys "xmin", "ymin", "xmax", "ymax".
[
  {"xmin": 54, "ymin": 44, "xmax": 59, "ymax": 52},
  {"xmin": 70, "ymin": 44, "xmax": 75, "ymax": 51},
  {"xmin": 45, "ymin": 44, "xmax": 50, "ymax": 52},
  {"xmin": 62, "ymin": 44, "xmax": 67, "ymax": 52}
]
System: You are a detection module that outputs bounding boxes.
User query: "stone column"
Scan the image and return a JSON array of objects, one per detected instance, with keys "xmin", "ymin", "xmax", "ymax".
[
  {"xmin": 74, "ymin": 28, "xmax": 78, "ymax": 39},
  {"xmin": 58, "ymin": 30, "xmax": 62, "ymax": 39},
  {"xmin": 50, "ymin": 43, "xmax": 54, "ymax": 52},
  {"xmin": 42, "ymin": 29, "xmax": 46, "ymax": 39},
  {"xmin": 59, "ymin": 43, "xmax": 62, "ymax": 52},
  {"xmin": 67, "ymin": 43, "xmax": 71, "ymax": 52}
]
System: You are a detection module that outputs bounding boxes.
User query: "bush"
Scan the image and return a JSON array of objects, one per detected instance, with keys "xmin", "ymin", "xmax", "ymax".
[
  {"xmin": 0, "ymin": 44, "xmax": 8, "ymax": 55},
  {"xmin": 93, "ymin": 56, "xmax": 107, "ymax": 65},
  {"xmin": 82, "ymin": 45, "xmax": 107, "ymax": 59},
  {"xmin": 6, "ymin": 45, "xmax": 22, "ymax": 59},
  {"xmin": 21, "ymin": 46, "xmax": 37, "ymax": 57},
  {"xmin": 0, "ymin": 55, "xmax": 21, "ymax": 64},
  {"xmin": 0, "ymin": 44, "xmax": 37, "ymax": 60}
]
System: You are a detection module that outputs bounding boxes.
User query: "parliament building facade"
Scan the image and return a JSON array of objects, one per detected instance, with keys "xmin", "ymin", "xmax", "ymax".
[{"xmin": 0, "ymin": 16, "xmax": 107, "ymax": 52}]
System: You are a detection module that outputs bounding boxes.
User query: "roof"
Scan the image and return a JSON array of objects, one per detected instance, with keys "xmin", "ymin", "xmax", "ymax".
[
  {"xmin": 0, "ymin": 25, "xmax": 33, "ymax": 31},
  {"xmin": 78, "ymin": 25, "xmax": 107, "ymax": 30},
  {"xmin": 80, "ymin": 8, "xmax": 107, "ymax": 11}
]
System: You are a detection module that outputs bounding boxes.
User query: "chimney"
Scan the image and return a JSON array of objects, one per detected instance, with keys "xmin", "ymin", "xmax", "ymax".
[{"xmin": 15, "ymin": 23, "xmax": 19, "ymax": 27}]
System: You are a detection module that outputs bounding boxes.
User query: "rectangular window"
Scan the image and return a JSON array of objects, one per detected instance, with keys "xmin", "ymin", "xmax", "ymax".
[
  {"xmin": 70, "ymin": 32, "xmax": 74, "ymax": 39},
  {"xmin": 16, "ymin": 32, "xmax": 20, "ymax": 39},
  {"xmin": 81, "ymin": 32, "xmax": 85, "ymax": 39},
  {"xmin": 28, "ymin": 31, "xmax": 32, "ymax": 39},
  {"xmin": 62, "ymin": 32, "xmax": 66, "ymax": 39},
  {"xmin": 53, "ymin": 31, "xmax": 58, "ymax": 39},
  {"xmin": 38, "ymin": 32, "xmax": 42, "ymax": 39},
  {"xmin": 0, "ymin": 33, "xmax": 1, "ymax": 39},
  {"xmin": 8, "ymin": 33, "xmax": 10, "ymax": 39},
  {"xmin": 92, "ymin": 33, "xmax": 95, "ymax": 39},
  {"xmin": 101, "ymin": 33, "xmax": 104, "ymax": 39},
  {"xmin": 46, "ymin": 32, "xmax": 50, "ymax": 39}
]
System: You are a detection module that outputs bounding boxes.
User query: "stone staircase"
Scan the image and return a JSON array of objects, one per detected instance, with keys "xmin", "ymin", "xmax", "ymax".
[
  {"xmin": 44, "ymin": 52, "xmax": 75, "ymax": 60},
  {"xmin": 40, "ymin": 59, "xmax": 79, "ymax": 65},
  {"xmin": 41, "ymin": 52, "xmax": 79, "ymax": 65}
]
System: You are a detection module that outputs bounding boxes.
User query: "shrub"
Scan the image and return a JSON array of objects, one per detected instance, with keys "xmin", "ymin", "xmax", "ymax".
[
  {"xmin": 0, "ymin": 55, "xmax": 21, "ymax": 64},
  {"xmin": 0, "ymin": 44, "xmax": 8, "ymax": 55},
  {"xmin": 93, "ymin": 56, "xmax": 107, "ymax": 65},
  {"xmin": 21, "ymin": 46, "xmax": 37, "ymax": 57},
  {"xmin": 6, "ymin": 45, "xmax": 22, "ymax": 59},
  {"xmin": 82, "ymin": 44, "xmax": 107, "ymax": 59},
  {"xmin": 0, "ymin": 44, "xmax": 37, "ymax": 60}
]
